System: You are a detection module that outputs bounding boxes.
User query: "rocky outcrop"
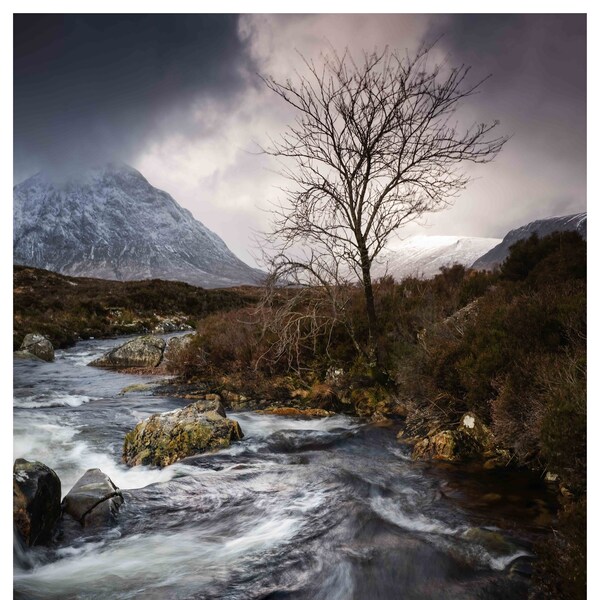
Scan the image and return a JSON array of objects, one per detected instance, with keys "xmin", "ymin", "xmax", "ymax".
[
  {"xmin": 221, "ymin": 389, "xmax": 252, "ymax": 410},
  {"xmin": 408, "ymin": 411, "xmax": 507, "ymax": 465},
  {"xmin": 348, "ymin": 386, "xmax": 407, "ymax": 421},
  {"xmin": 62, "ymin": 469, "xmax": 124, "ymax": 528},
  {"xmin": 89, "ymin": 335, "xmax": 166, "ymax": 368},
  {"xmin": 123, "ymin": 399, "xmax": 243, "ymax": 467},
  {"xmin": 162, "ymin": 333, "xmax": 195, "ymax": 368},
  {"xmin": 13, "ymin": 459, "xmax": 61, "ymax": 546},
  {"xmin": 418, "ymin": 299, "xmax": 481, "ymax": 351},
  {"xmin": 18, "ymin": 333, "xmax": 55, "ymax": 362},
  {"xmin": 412, "ymin": 429, "xmax": 482, "ymax": 462},
  {"xmin": 257, "ymin": 407, "xmax": 335, "ymax": 418},
  {"xmin": 153, "ymin": 318, "xmax": 192, "ymax": 334},
  {"xmin": 458, "ymin": 412, "xmax": 494, "ymax": 449}
]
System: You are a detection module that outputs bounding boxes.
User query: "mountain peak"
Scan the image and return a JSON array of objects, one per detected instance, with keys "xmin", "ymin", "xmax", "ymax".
[
  {"xmin": 472, "ymin": 212, "xmax": 587, "ymax": 271},
  {"xmin": 13, "ymin": 165, "xmax": 263, "ymax": 288},
  {"xmin": 373, "ymin": 235, "xmax": 501, "ymax": 281}
]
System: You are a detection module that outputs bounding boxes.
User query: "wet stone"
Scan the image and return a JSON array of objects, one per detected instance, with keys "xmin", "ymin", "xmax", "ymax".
[
  {"xmin": 62, "ymin": 469, "xmax": 124, "ymax": 528},
  {"xmin": 13, "ymin": 459, "xmax": 61, "ymax": 546}
]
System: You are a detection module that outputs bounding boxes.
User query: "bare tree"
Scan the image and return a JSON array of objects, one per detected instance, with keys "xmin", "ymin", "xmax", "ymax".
[{"xmin": 262, "ymin": 44, "xmax": 508, "ymax": 361}]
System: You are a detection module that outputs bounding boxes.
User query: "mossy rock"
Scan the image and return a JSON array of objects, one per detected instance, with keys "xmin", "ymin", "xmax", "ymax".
[
  {"xmin": 13, "ymin": 459, "xmax": 61, "ymax": 546},
  {"xmin": 350, "ymin": 386, "xmax": 406, "ymax": 420},
  {"xmin": 19, "ymin": 333, "xmax": 55, "ymax": 362},
  {"xmin": 122, "ymin": 399, "xmax": 243, "ymax": 467},
  {"xmin": 89, "ymin": 335, "xmax": 166, "ymax": 368},
  {"xmin": 412, "ymin": 429, "xmax": 482, "ymax": 462},
  {"xmin": 257, "ymin": 407, "xmax": 335, "ymax": 418}
]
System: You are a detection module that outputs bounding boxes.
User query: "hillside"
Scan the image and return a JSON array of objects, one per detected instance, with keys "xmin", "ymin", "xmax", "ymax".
[
  {"xmin": 373, "ymin": 235, "xmax": 501, "ymax": 280},
  {"xmin": 13, "ymin": 265, "xmax": 260, "ymax": 350},
  {"xmin": 13, "ymin": 163, "xmax": 264, "ymax": 288},
  {"xmin": 472, "ymin": 212, "xmax": 587, "ymax": 271}
]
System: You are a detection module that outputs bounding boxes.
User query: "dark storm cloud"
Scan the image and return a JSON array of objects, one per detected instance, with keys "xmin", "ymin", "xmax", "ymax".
[
  {"xmin": 420, "ymin": 14, "xmax": 586, "ymax": 236},
  {"xmin": 13, "ymin": 14, "xmax": 587, "ymax": 259},
  {"xmin": 14, "ymin": 14, "xmax": 254, "ymax": 181}
]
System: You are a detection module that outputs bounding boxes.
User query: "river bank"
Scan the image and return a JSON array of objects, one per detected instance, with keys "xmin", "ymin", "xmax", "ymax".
[{"xmin": 14, "ymin": 334, "xmax": 559, "ymax": 599}]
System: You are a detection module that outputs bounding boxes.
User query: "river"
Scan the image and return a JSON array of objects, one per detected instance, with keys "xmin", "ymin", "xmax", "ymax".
[{"xmin": 14, "ymin": 335, "xmax": 555, "ymax": 599}]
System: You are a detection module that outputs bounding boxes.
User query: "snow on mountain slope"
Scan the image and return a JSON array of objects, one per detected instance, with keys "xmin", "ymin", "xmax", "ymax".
[
  {"xmin": 13, "ymin": 163, "xmax": 264, "ymax": 288},
  {"xmin": 373, "ymin": 235, "xmax": 502, "ymax": 281},
  {"xmin": 472, "ymin": 212, "xmax": 587, "ymax": 271}
]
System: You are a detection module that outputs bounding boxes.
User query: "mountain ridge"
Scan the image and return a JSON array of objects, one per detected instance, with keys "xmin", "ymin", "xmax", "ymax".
[
  {"xmin": 373, "ymin": 235, "xmax": 502, "ymax": 281},
  {"xmin": 13, "ymin": 163, "xmax": 264, "ymax": 288},
  {"xmin": 472, "ymin": 212, "xmax": 587, "ymax": 271}
]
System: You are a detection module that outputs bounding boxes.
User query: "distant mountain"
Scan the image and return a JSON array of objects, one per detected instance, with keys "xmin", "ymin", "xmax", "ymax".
[
  {"xmin": 373, "ymin": 235, "xmax": 502, "ymax": 281},
  {"xmin": 13, "ymin": 163, "xmax": 264, "ymax": 288},
  {"xmin": 472, "ymin": 212, "xmax": 587, "ymax": 271}
]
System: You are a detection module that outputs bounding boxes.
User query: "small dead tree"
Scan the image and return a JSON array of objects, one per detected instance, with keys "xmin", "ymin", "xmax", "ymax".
[
  {"xmin": 262, "ymin": 44, "xmax": 507, "ymax": 361},
  {"xmin": 253, "ymin": 248, "xmax": 367, "ymax": 376}
]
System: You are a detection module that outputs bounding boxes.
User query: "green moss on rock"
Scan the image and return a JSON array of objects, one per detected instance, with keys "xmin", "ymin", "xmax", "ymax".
[{"xmin": 122, "ymin": 399, "xmax": 243, "ymax": 467}]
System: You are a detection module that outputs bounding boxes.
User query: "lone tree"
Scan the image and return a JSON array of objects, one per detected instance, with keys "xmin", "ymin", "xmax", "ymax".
[{"xmin": 262, "ymin": 45, "xmax": 507, "ymax": 361}]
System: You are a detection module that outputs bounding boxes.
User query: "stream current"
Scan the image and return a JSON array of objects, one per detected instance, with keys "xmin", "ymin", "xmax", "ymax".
[{"xmin": 14, "ymin": 335, "xmax": 555, "ymax": 599}]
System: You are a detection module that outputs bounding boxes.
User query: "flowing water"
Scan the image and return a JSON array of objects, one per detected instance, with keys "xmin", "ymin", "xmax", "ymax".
[{"xmin": 14, "ymin": 336, "xmax": 555, "ymax": 599}]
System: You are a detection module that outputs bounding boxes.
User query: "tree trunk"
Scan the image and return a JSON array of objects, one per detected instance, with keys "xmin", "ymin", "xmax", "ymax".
[{"xmin": 359, "ymin": 248, "xmax": 378, "ymax": 364}]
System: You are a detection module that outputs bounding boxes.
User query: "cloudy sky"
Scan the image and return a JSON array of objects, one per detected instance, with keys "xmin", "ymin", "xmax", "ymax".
[{"xmin": 14, "ymin": 14, "xmax": 586, "ymax": 266}]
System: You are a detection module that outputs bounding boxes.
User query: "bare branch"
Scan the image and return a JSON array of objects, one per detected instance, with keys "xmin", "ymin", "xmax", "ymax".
[{"xmin": 259, "ymin": 44, "xmax": 507, "ymax": 359}]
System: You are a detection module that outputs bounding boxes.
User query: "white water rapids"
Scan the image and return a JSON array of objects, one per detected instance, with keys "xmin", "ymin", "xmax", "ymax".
[{"xmin": 14, "ymin": 336, "xmax": 553, "ymax": 599}]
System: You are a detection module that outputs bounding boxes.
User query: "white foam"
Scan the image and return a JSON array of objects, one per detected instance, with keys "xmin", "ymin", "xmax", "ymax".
[
  {"xmin": 230, "ymin": 412, "xmax": 359, "ymax": 438},
  {"xmin": 14, "ymin": 513, "xmax": 303, "ymax": 597},
  {"xmin": 15, "ymin": 392, "xmax": 95, "ymax": 409},
  {"xmin": 13, "ymin": 413, "xmax": 178, "ymax": 492},
  {"xmin": 370, "ymin": 495, "xmax": 459, "ymax": 536},
  {"xmin": 488, "ymin": 550, "xmax": 531, "ymax": 571}
]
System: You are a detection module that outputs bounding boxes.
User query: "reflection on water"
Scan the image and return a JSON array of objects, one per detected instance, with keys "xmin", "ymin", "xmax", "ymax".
[{"xmin": 14, "ymin": 336, "xmax": 554, "ymax": 599}]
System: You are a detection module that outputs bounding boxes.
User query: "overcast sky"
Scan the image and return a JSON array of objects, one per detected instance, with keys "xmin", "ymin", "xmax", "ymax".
[{"xmin": 14, "ymin": 14, "xmax": 586, "ymax": 266}]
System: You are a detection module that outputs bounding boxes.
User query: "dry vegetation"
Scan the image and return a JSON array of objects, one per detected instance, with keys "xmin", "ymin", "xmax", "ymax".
[
  {"xmin": 13, "ymin": 265, "xmax": 260, "ymax": 349},
  {"xmin": 14, "ymin": 232, "xmax": 586, "ymax": 598},
  {"xmin": 170, "ymin": 231, "xmax": 586, "ymax": 599}
]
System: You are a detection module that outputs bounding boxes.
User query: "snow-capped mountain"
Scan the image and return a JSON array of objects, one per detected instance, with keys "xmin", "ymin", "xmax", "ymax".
[
  {"xmin": 13, "ymin": 163, "xmax": 264, "ymax": 288},
  {"xmin": 373, "ymin": 235, "xmax": 502, "ymax": 281},
  {"xmin": 472, "ymin": 212, "xmax": 587, "ymax": 271}
]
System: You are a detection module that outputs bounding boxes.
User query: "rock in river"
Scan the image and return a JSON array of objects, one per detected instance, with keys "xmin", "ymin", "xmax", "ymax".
[
  {"xmin": 18, "ymin": 333, "xmax": 55, "ymax": 362},
  {"xmin": 89, "ymin": 335, "xmax": 166, "ymax": 368},
  {"xmin": 62, "ymin": 468, "xmax": 124, "ymax": 528},
  {"xmin": 412, "ymin": 429, "xmax": 481, "ymax": 462},
  {"xmin": 162, "ymin": 333, "xmax": 195, "ymax": 368},
  {"xmin": 13, "ymin": 459, "xmax": 61, "ymax": 546},
  {"xmin": 123, "ymin": 398, "xmax": 243, "ymax": 467}
]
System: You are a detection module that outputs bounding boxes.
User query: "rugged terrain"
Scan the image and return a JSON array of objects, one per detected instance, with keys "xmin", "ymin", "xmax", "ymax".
[
  {"xmin": 13, "ymin": 163, "xmax": 264, "ymax": 288},
  {"xmin": 13, "ymin": 265, "xmax": 259, "ymax": 350},
  {"xmin": 373, "ymin": 235, "xmax": 501, "ymax": 280},
  {"xmin": 473, "ymin": 212, "xmax": 587, "ymax": 271}
]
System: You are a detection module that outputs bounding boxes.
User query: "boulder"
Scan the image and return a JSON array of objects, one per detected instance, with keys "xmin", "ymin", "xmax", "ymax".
[
  {"xmin": 89, "ymin": 335, "xmax": 166, "ymax": 368},
  {"xmin": 13, "ymin": 350, "xmax": 44, "ymax": 361},
  {"xmin": 221, "ymin": 389, "xmax": 251, "ymax": 410},
  {"xmin": 458, "ymin": 412, "xmax": 494, "ymax": 450},
  {"xmin": 62, "ymin": 469, "xmax": 123, "ymax": 528},
  {"xmin": 123, "ymin": 399, "xmax": 243, "ymax": 467},
  {"xmin": 412, "ymin": 429, "xmax": 481, "ymax": 462},
  {"xmin": 257, "ymin": 407, "xmax": 335, "ymax": 418},
  {"xmin": 204, "ymin": 393, "xmax": 222, "ymax": 404},
  {"xmin": 19, "ymin": 333, "xmax": 54, "ymax": 362},
  {"xmin": 153, "ymin": 319, "xmax": 192, "ymax": 334},
  {"xmin": 13, "ymin": 459, "xmax": 61, "ymax": 546},
  {"xmin": 162, "ymin": 333, "xmax": 195, "ymax": 366}
]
